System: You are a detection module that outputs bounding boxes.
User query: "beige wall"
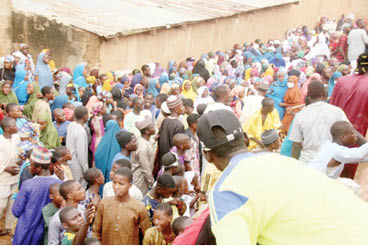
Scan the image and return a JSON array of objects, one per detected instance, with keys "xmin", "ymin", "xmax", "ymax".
[
  {"xmin": 99, "ymin": 0, "xmax": 368, "ymax": 71},
  {"xmin": 0, "ymin": 0, "xmax": 14, "ymax": 56}
]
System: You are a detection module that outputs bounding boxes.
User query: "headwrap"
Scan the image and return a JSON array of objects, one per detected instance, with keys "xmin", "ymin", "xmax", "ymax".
[
  {"xmin": 35, "ymin": 52, "xmax": 53, "ymax": 88},
  {"xmin": 17, "ymin": 141, "xmax": 36, "ymax": 159},
  {"xmin": 181, "ymin": 80, "xmax": 197, "ymax": 101}
]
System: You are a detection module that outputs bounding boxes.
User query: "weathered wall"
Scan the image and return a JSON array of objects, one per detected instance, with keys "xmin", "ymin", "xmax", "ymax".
[
  {"xmin": 99, "ymin": 0, "xmax": 368, "ymax": 71},
  {"xmin": 0, "ymin": 0, "xmax": 14, "ymax": 55},
  {"xmin": 9, "ymin": 11, "xmax": 101, "ymax": 69}
]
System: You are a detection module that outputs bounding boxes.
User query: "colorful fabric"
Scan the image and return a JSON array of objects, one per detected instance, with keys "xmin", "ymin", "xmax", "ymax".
[{"xmin": 266, "ymin": 74, "xmax": 288, "ymax": 119}]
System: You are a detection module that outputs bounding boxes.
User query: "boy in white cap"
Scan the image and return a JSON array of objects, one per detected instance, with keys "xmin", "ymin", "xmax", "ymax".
[{"xmin": 12, "ymin": 146, "xmax": 62, "ymax": 245}]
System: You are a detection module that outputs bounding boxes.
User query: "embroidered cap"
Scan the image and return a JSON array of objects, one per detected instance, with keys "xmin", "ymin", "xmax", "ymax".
[{"xmin": 30, "ymin": 146, "xmax": 52, "ymax": 164}]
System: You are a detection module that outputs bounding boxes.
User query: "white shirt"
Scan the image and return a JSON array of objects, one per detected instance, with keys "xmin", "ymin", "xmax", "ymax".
[
  {"xmin": 102, "ymin": 181, "xmax": 143, "ymax": 202},
  {"xmin": 289, "ymin": 101, "xmax": 349, "ymax": 164},
  {"xmin": 240, "ymin": 95, "xmax": 264, "ymax": 124},
  {"xmin": 204, "ymin": 102, "xmax": 233, "ymax": 114},
  {"xmin": 308, "ymin": 141, "xmax": 368, "ymax": 179},
  {"xmin": 348, "ymin": 28, "xmax": 368, "ymax": 62}
]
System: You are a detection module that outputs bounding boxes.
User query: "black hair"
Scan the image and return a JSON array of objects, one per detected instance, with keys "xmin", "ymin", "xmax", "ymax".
[
  {"xmin": 261, "ymin": 97, "xmax": 274, "ymax": 107},
  {"xmin": 196, "ymin": 104, "xmax": 207, "ymax": 116},
  {"xmin": 141, "ymin": 64, "xmax": 150, "ymax": 73},
  {"xmin": 59, "ymin": 180, "xmax": 78, "ymax": 200},
  {"xmin": 81, "ymin": 90, "xmax": 93, "ymax": 106},
  {"xmin": 157, "ymin": 173, "xmax": 176, "ymax": 189},
  {"xmin": 156, "ymin": 93, "xmax": 169, "ymax": 103},
  {"xmin": 55, "ymin": 146, "xmax": 68, "ymax": 155},
  {"xmin": 161, "ymin": 152, "xmax": 177, "ymax": 170},
  {"xmin": 41, "ymin": 86, "xmax": 52, "ymax": 97},
  {"xmin": 49, "ymin": 183, "xmax": 60, "ymax": 194},
  {"xmin": 62, "ymin": 102, "xmax": 74, "ymax": 109},
  {"xmin": 307, "ymin": 80, "xmax": 325, "ymax": 99},
  {"xmin": 172, "ymin": 216, "xmax": 192, "ymax": 236},
  {"xmin": 155, "ymin": 202, "xmax": 173, "ymax": 217},
  {"xmin": 99, "ymin": 74, "xmax": 107, "ymax": 81},
  {"xmin": 111, "ymin": 110, "xmax": 123, "ymax": 121},
  {"xmin": 132, "ymin": 97, "xmax": 142, "ymax": 105},
  {"xmin": 356, "ymin": 53, "xmax": 368, "ymax": 75},
  {"xmin": 114, "ymin": 159, "xmax": 132, "ymax": 169},
  {"xmin": 102, "ymin": 114, "xmax": 112, "ymax": 127},
  {"xmin": 144, "ymin": 92, "xmax": 154, "ymax": 99},
  {"xmin": 209, "ymin": 126, "xmax": 245, "ymax": 158},
  {"xmin": 114, "ymin": 167, "xmax": 133, "ymax": 183},
  {"xmin": 59, "ymin": 206, "xmax": 76, "ymax": 224},
  {"xmin": 83, "ymin": 237, "xmax": 101, "ymax": 245},
  {"xmin": 315, "ymin": 63, "xmax": 326, "ymax": 76},
  {"xmin": 111, "ymin": 87, "xmax": 122, "ymax": 101},
  {"xmin": 183, "ymin": 98, "xmax": 194, "ymax": 108},
  {"xmin": 0, "ymin": 117, "xmax": 15, "ymax": 130},
  {"xmin": 5, "ymin": 103, "xmax": 18, "ymax": 114},
  {"xmin": 214, "ymin": 85, "xmax": 228, "ymax": 101},
  {"xmin": 330, "ymin": 121, "xmax": 353, "ymax": 141},
  {"xmin": 74, "ymin": 106, "xmax": 88, "ymax": 120},
  {"xmin": 51, "ymin": 151, "xmax": 62, "ymax": 164},
  {"xmin": 187, "ymin": 113, "xmax": 200, "ymax": 127},
  {"xmin": 84, "ymin": 168, "xmax": 102, "ymax": 185}
]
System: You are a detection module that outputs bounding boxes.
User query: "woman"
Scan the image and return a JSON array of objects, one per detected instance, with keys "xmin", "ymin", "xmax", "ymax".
[
  {"xmin": 193, "ymin": 60, "xmax": 210, "ymax": 82},
  {"xmin": 13, "ymin": 66, "xmax": 30, "ymax": 105},
  {"xmin": 280, "ymin": 75, "xmax": 303, "ymax": 133},
  {"xmin": 94, "ymin": 120, "xmax": 121, "ymax": 183},
  {"xmin": 181, "ymin": 80, "xmax": 197, "ymax": 101},
  {"xmin": 266, "ymin": 70, "xmax": 288, "ymax": 120},
  {"xmin": 89, "ymin": 102, "xmax": 106, "ymax": 162},
  {"xmin": 23, "ymin": 82, "xmax": 40, "ymax": 119},
  {"xmin": 0, "ymin": 81, "xmax": 19, "ymax": 106},
  {"xmin": 131, "ymin": 73, "xmax": 143, "ymax": 89},
  {"xmin": 56, "ymin": 71, "xmax": 72, "ymax": 96},
  {"xmin": 195, "ymin": 86, "xmax": 214, "ymax": 109},
  {"xmin": 73, "ymin": 63, "xmax": 88, "ymax": 88},
  {"xmin": 159, "ymin": 73, "xmax": 169, "ymax": 87},
  {"xmin": 269, "ymin": 53, "xmax": 286, "ymax": 68},
  {"xmin": 35, "ymin": 52, "xmax": 53, "ymax": 88},
  {"xmin": 327, "ymin": 71, "xmax": 343, "ymax": 101},
  {"xmin": 37, "ymin": 113, "xmax": 60, "ymax": 149},
  {"xmin": 231, "ymin": 85, "xmax": 245, "ymax": 118},
  {"xmin": 148, "ymin": 78, "xmax": 160, "ymax": 97},
  {"xmin": 134, "ymin": 84, "xmax": 144, "ymax": 99}
]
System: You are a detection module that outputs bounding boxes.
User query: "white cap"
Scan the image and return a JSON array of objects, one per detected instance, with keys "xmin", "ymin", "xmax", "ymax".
[{"xmin": 161, "ymin": 101, "xmax": 171, "ymax": 114}]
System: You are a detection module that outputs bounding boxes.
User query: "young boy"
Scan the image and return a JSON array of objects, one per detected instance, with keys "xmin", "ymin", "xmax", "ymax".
[
  {"xmin": 111, "ymin": 131, "xmax": 138, "ymax": 166},
  {"xmin": 32, "ymin": 86, "xmax": 54, "ymax": 122},
  {"xmin": 181, "ymin": 98, "xmax": 194, "ymax": 129},
  {"xmin": 59, "ymin": 205, "xmax": 95, "ymax": 245},
  {"xmin": 102, "ymin": 159, "xmax": 143, "ymax": 201},
  {"xmin": 170, "ymin": 133, "xmax": 192, "ymax": 171},
  {"xmin": 309, "ymin": 121, "xmax": 367, "ymax": 179},
  {"xmin": 55, "ymin": 146, "xmax": 74, "ymax": 180},
  {"xmin": 48, "ymin": 180, "xmax": 87, "ymax": 245},
  {"xmin": 80, "ymin": 168, "xmax": 104, "ymax": 209},
  {"xmin": 185, "ymin": 113, "xmax": 201, "ymax": 176},
  {"xmin": 161, "ymin": 152, "xmax": 180, "ymax": 176},
  {"xmin": 172, "ymin": 216, "xmax": 193, "ymax": 236},
  {"xmin": 0, "ymin": 117, "xmax": 20, "ymax": 235},
  {"xmin": 132, "ymin": 115, "xmax": 156, "ymax": 195},
  {"xmin": 255, "ymin": 129, "xmax": 281, "ymax": 153},
  {"xmin": 12, "ymin": 146, "xmax": 62, "ymax": 245},
  {"xmin": 53, "ymin": 108, "xmax": 70, "ymax": 145},
  {"xmin": 6, "ymin": 103, "xmax": 27, "ymax": 130},
  {"xmin": 42, "ymin": 183, "xmax": 64, "ymax": 244},
  {"xmin": 92, "ymin": 167, "xmax": 151, "ymax": 245},
  {"xmin": 143, "ymin": 202, "xmax": 176, "ymax": 245}
]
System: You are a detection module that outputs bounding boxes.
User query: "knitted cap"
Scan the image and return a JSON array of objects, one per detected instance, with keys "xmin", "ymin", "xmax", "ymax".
[
  {"xmin": 30, "ymin": 146, "xmax": 52, "ymax": 164},
  {"xmin": 166, "ymin": 95, "xmax": 182, "ymax": 109}
]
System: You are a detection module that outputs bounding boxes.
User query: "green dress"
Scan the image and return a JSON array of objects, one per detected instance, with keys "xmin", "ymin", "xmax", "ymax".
[
  {"xmin": 23, "ymin": 82, "xmax": 40, "ymax": 119},
  {"xmin": 0, "ymin": 89, "xmax": 19, "ymax": 105},
  {"xmin": 38, "ymin": 113, "xmax": 61, "ymax": 149}
]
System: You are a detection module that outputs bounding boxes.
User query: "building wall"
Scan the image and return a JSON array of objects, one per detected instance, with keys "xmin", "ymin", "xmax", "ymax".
[{"xmin": 99, "ymin": 0, "xmax": 368, "ymax": 71}]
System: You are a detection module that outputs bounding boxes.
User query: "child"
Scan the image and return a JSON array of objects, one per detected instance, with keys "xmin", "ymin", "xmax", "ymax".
[
  {"xmin": 160, "ymin": 152, "xmax": 180, "ymax": 176},
  {"xmin": 42, "ymin": 183, "xmax": 64, "ymax": 244},
  {"xmin": 143, "ymin": 202, "xmax": 176, "ymax": 245},
  {"xmin": 170, "ymin": 133, "xmax": 192, "ymax": 171},
  {"xmin": 5, "ymin": 103, "xmax": 27, "ymax": 130},
  {"xmin": 103, "ymin": 158, "xmax": 143, "ymax": 201},
  {"xmin": 53, "ymin": 108, "xmax": 70, "ymax": 145},
  {"xmin": 111, "ymin": 131, "xmax": 137, "ymax": 165},
  {"xmin": 185, "ymin": 113, "xmax": 201, "ymax": 176},
  {"xmin": 256, "ymin": 129, "xmax": 281, "ymax": 153},
  {"xmin": 92, "ymin": 167, "xmax": 151, "ymax": 245},
  {"xmin": 48, "ymin": 180, "xmax": 87, "ymax": 245},
  {"xmin": 12, "ymin": 146, "xmax": 62, "ymax": 245},
  {"xmin": 55, "ymin": 146, "xmax": 74, "ymax": 180},
  {"xmin": 171, "ymin": 176, "xmax": 191, "ymax": 218},
  {"xmin": 309, "ymin": 121, "xmax": 367, "ymax": 179},
  {"xmin": 32, "ymin": 86, "xmax": 54, "ymax": 123},
  {"xmin": 172, "ymin": 216, "xmax": 193, "ymax": 236},
  {"xmin": 80, "ymin": 168, "xmax": 104, "ymax": 209},
  {"xmin": 59, "ymin": 205, "xmax": 95, "ymax": 245}
]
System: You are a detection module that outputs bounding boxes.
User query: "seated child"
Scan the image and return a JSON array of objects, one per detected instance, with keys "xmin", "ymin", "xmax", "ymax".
[
  {"xmin": 254, "ymin": 129, "xmax": 280, "ymax": 153},
  {"xmin": 42, "ymin": 183, "xmax": 64, "ymax": 244},
  {"xmin": 172, "ymin": 216, "xmax": 193, "ymax": 236},
  {"xmin": 80, "ymin": 168, "xmax": 104, "ymax": 209},
  {"xmin": 102, "ymin": 159, "xmax": 143, "ymax": 201},
  {"xmin": 143, "ymin": 202, "xmax": 176, "ymax": 245},
  {"xmin": 308, "ymin": 121, "xmax": 367, "ymax": 179},
  {"xmin": 59, "ymin": 205, "xmax": 95, "ymax": 245},
  {"xmin": 55, "ymin": 146, "xmax": 74, "ymax": 180},
  {"xmin": 92, "ymin": 167, "xmax": 151, "ymax": 245}
]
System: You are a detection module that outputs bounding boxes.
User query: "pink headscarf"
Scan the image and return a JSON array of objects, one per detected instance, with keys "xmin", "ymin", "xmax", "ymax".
[
  {"xmin": 206, "ymin": 77, "xmax": 218, "ymax": 88},
  {"xmin": 86, "ymin": 96, "xmax": 100, "ymax": 113},
  {"xmin": 63, "ymin": 108, "xmax": 74, "ymax": 121},
  {"xmin": 232, "ymin": 85, "xmax": 245, "ymax": 98},
  {"xmin": 264, "ymin": 75, "xmax": 274, "ymax": 84},
  {"xmin": 301, "ymin": 73, "xmax": 321, "ymax": 103}
]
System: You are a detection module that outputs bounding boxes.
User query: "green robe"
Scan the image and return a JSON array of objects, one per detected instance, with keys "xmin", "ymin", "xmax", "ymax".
[{"xmin": 23, "ymin": 82, "xmax": 40, "ymax": 119}]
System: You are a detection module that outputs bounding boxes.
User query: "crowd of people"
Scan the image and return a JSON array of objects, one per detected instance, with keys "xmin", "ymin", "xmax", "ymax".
[{"xmin": 0, "ymin": 13, "xmax": 368, "ymax": 245}]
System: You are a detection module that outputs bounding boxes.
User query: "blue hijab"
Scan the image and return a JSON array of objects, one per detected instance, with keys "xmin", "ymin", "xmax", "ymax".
[
  {"xmin": 94, "ymin": 120, "xmax": 121, "ymax": 184},
  {"xmin": 73, "ymin": 64, "xmax": 88, "ymax": 88},
  {"xmin": 148, "ymin": 78, "xmax": 159, "ymax": 97},
  {"xmin": 328, "ymin": 71, "xmax": 342, "ymax": 100},
  {"xmin": 270, "ymin": 53, "xmax": 286, "ymax": 68},
  {"xmin": 159, "ymin": 73, "xmax": 169, "ymax": 86},
  {"xmin": 35, "ymin": 52, "xmax": 53, "ymax": 88},
  {"xmin": 51, "ymin": 95, "xmax": 69, "ymax": 111},
  {"xmin": 13, "ymin": 67, "xmax": 29, "ymax": 105},
  {"xmin": 131, "ymin": 73, "xmax": 142, "ymax": 89},
  {"xmin": 266, "ymin": 72, "xmax": 288, "ymax": 119}
]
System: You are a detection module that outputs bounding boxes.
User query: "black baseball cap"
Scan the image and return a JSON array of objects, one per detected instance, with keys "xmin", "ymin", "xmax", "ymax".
[{"xmin": 196, "ymin": 109, "xmax": 243, "ymax": 151}]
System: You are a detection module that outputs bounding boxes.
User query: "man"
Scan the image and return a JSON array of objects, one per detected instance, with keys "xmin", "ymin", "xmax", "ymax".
[
  {"xmin": 347, "ymin": 19, "xmax": 368, "ymax": 67},
  {"xmin": 144, "ymin": 93, "xmax": 158, "ymax": 121},
  {"xmin": 32, "ymin": 86, "xmax": 54, "ymax": 123},
  {"xmin": 66, "ymin": 106, "xmax": 89, "ymax": 187},
  {"xmin": 131, "ymin": 116, "xmax": 156, "ymax": 195},
  {"xmin": 336, "ymin": 23, "xmax": 351, "ymax": 62},
  {"xmin": 204, "ymin": 85, "xmax": 233, "ymax": 114},
  {"xmin": 289, "ymin": 81, "xmax": 348, "ymax": 164},
  {"xmin": 0, "ymin": 117, "xmax": 20, "ymax": 235},
  {"xmin": 196, "ymin": 109, "xmax": 367, "ymax": 244},
  {"xmin": 124, "ymin": 97, "xmax": 151, "ymax": 136},
  {"xmin": 243, "ymin": 97, "xmax": 281, "ymax": 150},
  {"xmin": 240, "ymin": 81, "xmax": 269, "ymax": 124},
  {"xmin": 141, "ymin": 64, "xmax": 152, "ymax": 88}
]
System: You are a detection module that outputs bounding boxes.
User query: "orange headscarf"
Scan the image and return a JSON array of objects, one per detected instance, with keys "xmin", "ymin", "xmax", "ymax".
[{"xmin": 283, "ymin": 75, "xmax": 302, "ymax": 105}]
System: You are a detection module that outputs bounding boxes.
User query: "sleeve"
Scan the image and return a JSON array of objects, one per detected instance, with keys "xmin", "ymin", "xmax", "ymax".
[
  {"xmin": 362, "ymin": 30, "xmax": 368, "ymax": 44},
  {"xmin": 337, "ymin": 108, "xmax": 349, "ymax": 122},
  {"xmin": 42, "ymin": 205, "xmax": 53, "ymax": 227},
  {"xmin": 142, "ymin": 228, "xmax": 154, "ymax": 245},
  {"xmin": 92, "ymin": 200, "xmax": 103, "ymax": 241},
  {"xmin": 136, "ymin": 147, "xmax": 154, "ymax": 185},
  {"xmin": 244, "ymin": 116, "xmax": 256, "ymax": 139},
  {"xmin": 288, "ymin": 115, "xmax": 303, "ymax": 143},
  {"xmin": 332, "ymin": 143, "xmax": 368, "ymax": 164},
  {"xmin": 48, "ymin": 215, "xmax": 62, "ymax": 245},
  {"xmin": 139, "ymin": 204, "xmax": 151, "ymax": 235},
  {"xmin": 12, "ymin": 183, "xmax": 28, "ymax": 218},
  {"xmin": 76, "ymin": 130, "xmax": 89, "ymax": 173}
]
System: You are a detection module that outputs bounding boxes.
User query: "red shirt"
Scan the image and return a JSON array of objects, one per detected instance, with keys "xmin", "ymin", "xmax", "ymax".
[{"xmin": 335, "ymin": 34, "xmax": 348, "ymax": 62}]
